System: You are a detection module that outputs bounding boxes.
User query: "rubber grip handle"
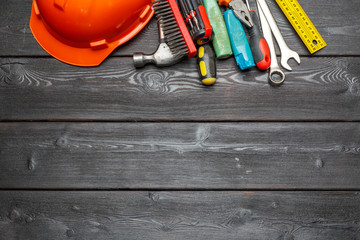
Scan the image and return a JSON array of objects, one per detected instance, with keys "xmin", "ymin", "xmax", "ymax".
[
  {"xmin": 203, "ymin": 0, "xmax": 233, "ymax": 59},
  {"xmin": 224, "ymin": 9, "xmax": 255, "ymax": 70},
  {"xmin": 248, "ymin": 11, "xmax": 271, "ymax": 70},
  {"xmin": 197, "ymin": 43, "xmax": 217, "ymax": 85}
]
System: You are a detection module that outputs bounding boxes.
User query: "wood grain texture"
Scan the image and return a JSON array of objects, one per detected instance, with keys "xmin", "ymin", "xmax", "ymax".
[
  {"xmin": 0, "ymin": 0, "xmax": 359, "ymax": 57},
  {"xmin": 0, "ymin": 122, "xmax": 359, "ymax": 189},
  {"xmin": 1, "ymin": 57, "xmax": 359, "ymax": 121},
  {"xmin": 0, "ymin": 191, "xmax": 359, "ymax": 240},
  {"xmin": 1, "ymin": 0, "xmax": 359, "ymax": 237}
]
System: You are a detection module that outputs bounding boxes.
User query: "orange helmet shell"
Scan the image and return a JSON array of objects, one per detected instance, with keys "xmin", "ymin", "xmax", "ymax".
[{"xmin": 30, "ymin": 0, "xmax": 154, "ymax": 66}]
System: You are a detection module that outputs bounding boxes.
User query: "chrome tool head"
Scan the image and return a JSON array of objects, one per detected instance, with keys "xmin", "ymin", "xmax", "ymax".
[
  {"xmin": 228, "ymin": 0, "xmax": 253, "ymax": 28},
  {"xmin": 280, "ymin": 48, "xmax": 301, "ymax": 71}
]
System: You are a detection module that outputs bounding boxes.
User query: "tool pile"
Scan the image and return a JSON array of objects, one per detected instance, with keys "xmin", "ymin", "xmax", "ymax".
[{"xmin": 133, "ymin": 0, "xmax": 326, "ymax": 86}]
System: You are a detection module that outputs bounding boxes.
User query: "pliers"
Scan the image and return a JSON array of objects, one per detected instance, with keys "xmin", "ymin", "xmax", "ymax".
[
  {"xmin": 220, "ymin": 0, "xmax": 271, "ymax": 70},
  {"xmin": 219, "ymin": 0, "xmax": 253, "ymax": 28}
]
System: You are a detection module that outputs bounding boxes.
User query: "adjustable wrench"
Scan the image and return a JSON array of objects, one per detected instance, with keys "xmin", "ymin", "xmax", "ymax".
[
  {"xmin": 256, "ymin": 0, "xmax": 284, "ymax": 85},
  {"xmin": 256, "ymin": 0, "xmax": 300, "ymax": 71}
]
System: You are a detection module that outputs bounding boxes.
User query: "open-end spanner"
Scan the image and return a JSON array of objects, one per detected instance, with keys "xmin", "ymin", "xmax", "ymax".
[
  {"xmin": 256, "ymin": 0, "xmax": 285, "ymax": 85},
  {"xmin": 256, "ymin": 0, "xmax": 300, "ymax": 71}
]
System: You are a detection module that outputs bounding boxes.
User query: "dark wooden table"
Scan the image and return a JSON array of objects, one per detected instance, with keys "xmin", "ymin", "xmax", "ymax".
[{"xmin": 1, "ymin": 0, "xmax": 360, "ymax": 239}]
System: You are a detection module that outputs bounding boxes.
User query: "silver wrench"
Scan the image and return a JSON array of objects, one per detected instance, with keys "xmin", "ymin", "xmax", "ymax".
[
  {"xmin": 256, "ymin": 0, "xmax": 285, "ymax": 85},
  {"xmin": 257, "ymin": 0, "xmax": 300, "ymax": 71}
]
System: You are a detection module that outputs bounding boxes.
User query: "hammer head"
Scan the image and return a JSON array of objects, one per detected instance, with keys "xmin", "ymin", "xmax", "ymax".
[{"xmin": 133, "ymin": 42, "xmax": 187, "ymax": 68}]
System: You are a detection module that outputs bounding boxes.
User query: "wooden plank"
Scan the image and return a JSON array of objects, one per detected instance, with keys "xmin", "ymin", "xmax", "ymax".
[
  {"xmin": 1, "ymin": 57, "xmax": 360, "ymax": 121},
  {"xmin": 0, "ymin": 0, "xmax": 359, "ymax": 56},
  {"xmin": 0, "ymin": 122, "xmax": 359, "ymax": 189},
  {"xmin": 0, "ymin": 191, "xmax": 359, "ymax": 240}
]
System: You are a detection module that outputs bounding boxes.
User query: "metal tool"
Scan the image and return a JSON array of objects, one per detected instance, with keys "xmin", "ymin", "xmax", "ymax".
[
  {"xmin": 256, "ymin": 0, "xmax": 300, "ymax": 71},
  {"xmin": 219, "ymin": 0, "xmax": 253, "ymax": 28},
  {"xmin": 219, "ymin": 0, "xmax": 254, "ymax": 70},
  {"xmin": 133, "ymin": 0, "xmax": 197, "ymax": 68},
  {"xmin": 219, "ymin": 0, "xmax": 269, "ymax": 70},
  {"xmin": 133, "ymin": 22, "xmax": 187, "ymax": 67},
  {"xmin": 256, "ymin": 0, "xmax": 284, "ymax": 85},
  {"xmin": 243, "ymin": 0, "xmax": 270, "ymax": 70}
]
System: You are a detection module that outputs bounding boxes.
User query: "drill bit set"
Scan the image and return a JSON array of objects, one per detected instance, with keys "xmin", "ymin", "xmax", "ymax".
[
  {"xmin": 133, "ymin": 0, "xmax": 197, "ymax": 68},
  {"xmin": 133, "ymin": 0, "xmax": 326, "ymax": 86}
]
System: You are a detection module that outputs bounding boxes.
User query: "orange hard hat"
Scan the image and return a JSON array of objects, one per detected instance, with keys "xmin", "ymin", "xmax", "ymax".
[{"xmin": 30, "ymin": 0, "xmax": 154, "ymax": 66}]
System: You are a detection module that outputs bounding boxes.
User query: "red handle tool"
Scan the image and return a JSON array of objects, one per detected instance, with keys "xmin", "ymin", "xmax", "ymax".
[
  {"xmin": 178, "ymin": 0, "xmax": 213, "ymax": 45},
  {"xmin": 245, "ymin": 0, "xmax": 271, "ymax": 70}
]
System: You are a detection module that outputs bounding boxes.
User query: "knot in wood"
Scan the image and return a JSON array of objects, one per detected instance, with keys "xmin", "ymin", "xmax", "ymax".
[{"xmin": 55, "ymin": 136, "xmax": 68, "ymax": 147}]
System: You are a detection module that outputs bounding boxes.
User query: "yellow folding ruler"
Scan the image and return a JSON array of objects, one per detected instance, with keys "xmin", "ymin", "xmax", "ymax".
[{"xmin": 275, "ymin": 0, "xmax": 326, "ymax": 54}]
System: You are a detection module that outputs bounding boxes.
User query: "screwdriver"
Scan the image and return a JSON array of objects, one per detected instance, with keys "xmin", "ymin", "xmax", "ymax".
[
  {"xmin": 178, "ymin": 0, "xmax": 216, "ymax": 84},
  {"xmin": 178, "ymin": 0, "xmax": 213, "ymax": 45},
  {"xmin": 244, "ymin": 0, "xmax": 271, "ymax": 70},
  {"xmin": 197, "ymin": 43, "xmax": 216, "ymax": 85}
]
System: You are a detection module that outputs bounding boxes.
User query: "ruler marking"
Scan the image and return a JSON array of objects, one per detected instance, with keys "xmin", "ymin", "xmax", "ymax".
[{"xmin": 275, "ymin": 0, "xmax": 326, "ymax": 54}]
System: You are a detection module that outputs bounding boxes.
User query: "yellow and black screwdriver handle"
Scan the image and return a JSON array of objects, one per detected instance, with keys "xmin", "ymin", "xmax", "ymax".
[{"xmin": 197, "ymin": 43, "xmax": 216, "ymax": 85}]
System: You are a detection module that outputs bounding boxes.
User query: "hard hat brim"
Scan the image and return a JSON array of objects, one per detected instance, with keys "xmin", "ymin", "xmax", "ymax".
[{"xmin": 30, "ymin": 2, "xmax": 154, "ymax": 67}]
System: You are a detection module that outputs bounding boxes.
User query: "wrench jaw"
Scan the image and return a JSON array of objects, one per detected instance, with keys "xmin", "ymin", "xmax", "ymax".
[
  {"xmin": 280, "ymin": 49, "xmax": 301, "ymax": 71},
  {"xmin": 257, "ymin": 0, "xmax": 301, "ymax": 72}
]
